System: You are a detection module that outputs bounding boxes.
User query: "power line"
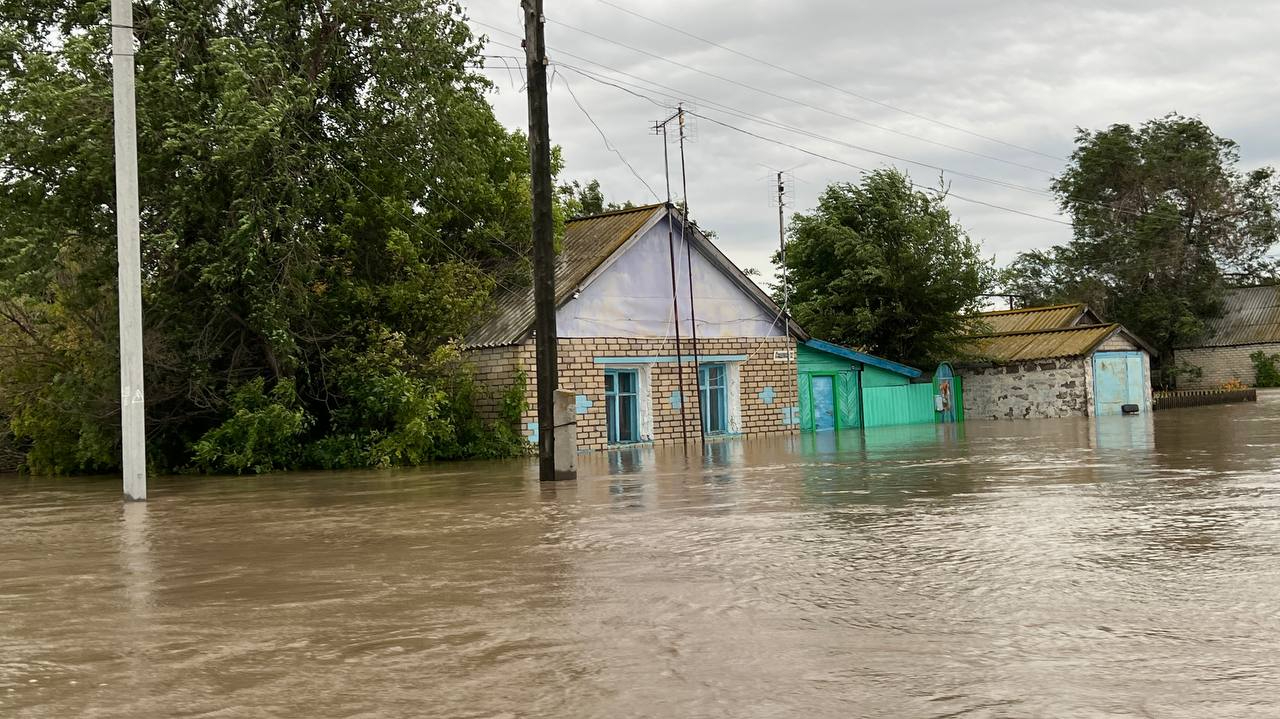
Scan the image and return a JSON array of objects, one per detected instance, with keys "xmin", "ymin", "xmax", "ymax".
[
  {"xmin": 683, "ymin": 110, "xmax": 1073, "ymax": 226},
  {"xmin": 551, "ymin": 61, "xmax": 1072, "ymax": 225},
  {"xmin": 552, "ymin": 59, "xmax": 1057, "ymax": 199},
  {"xmin": 556, "ymin": 61, "xmax": 1161, "ymax": 224},
  {"xmin": 557, "ymin": 70, "xmax": 662, "ymax": 202},
  {"xmin": 539, "ymin": 17, "xmax": 1059, "ymax": 176},
  {"xmin": 595, "ymin": 0, "xmax": 1065, "ymax": 163},
  {"xmin": 481, "ymin": 32, "xmax": 1060, "ymax": 199}
]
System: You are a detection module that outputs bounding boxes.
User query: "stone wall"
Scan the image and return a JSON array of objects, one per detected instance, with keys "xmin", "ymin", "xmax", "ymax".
[
  {"xmin": 466, "ymin": 337, "xmax": 798, "ymax": 451},
  {"xmin": 960, "ymin": 357, "xmax": 1091, "ymax": 420},
  {"xmin": 1174, "ymin": 342, "xmax": 1280, "ymax": 390}
]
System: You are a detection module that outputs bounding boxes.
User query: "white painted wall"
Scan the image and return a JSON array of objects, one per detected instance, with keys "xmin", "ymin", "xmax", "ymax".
[{"xmin": 556, "ymin": 217, "xmax": 785, "ymax": 339}]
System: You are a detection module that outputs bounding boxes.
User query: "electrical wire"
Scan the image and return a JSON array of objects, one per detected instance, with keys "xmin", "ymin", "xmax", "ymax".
[
  {"xmin": 558, "ymin": 70, "xmax": 662, "ymax": 202},
  {"xmin": 559, "ymin": 61, "xmax": 1057, "ymax": 199},
  {"xmin": 553, "ymin": 63, "xmax": 1073, "ymax": 225},
  {"xmin": 539, "ymin": 17, "xmax": 1059, "ymax": 176},
  {"xmin": 686, "ymin": 110, "xmax": 1074, "ymax": 226},
  {"xmin": 480, "ymin": 32, "xmax": 1063, "ymax": 200},
  {"xmin": 595, "ymin": 0, "xmax": 1065, "ymax": 163}
]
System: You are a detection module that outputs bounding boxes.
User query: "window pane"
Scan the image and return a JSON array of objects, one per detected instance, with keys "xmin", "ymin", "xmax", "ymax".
[
  {"xmin": 606, "ymin": 394, "xmax": 617, "ymax": 443},
  {"xmin": 619, "ymin": 371, "xmax": 634, "ymax": 394},
  {"xmin": 619, "ymin": 395, "xmax": 635, "ymax": 441},
  {"xmin": 604, "ymin": 373, "xmax": 615, "ymax": 393}
]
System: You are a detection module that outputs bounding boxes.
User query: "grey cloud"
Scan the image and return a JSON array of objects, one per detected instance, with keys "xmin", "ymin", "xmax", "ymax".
[{"xmin": 467, "ymin": 0, "xmax": 1280, "ymax": 280}]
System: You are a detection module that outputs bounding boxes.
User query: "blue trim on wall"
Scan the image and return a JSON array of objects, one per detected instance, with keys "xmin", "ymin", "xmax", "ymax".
[
  {"xmin": 594, "ymin": 354, "xmax": 749, "ymax": 365},
  {"xmin": 802, "ymin": 339, "xmax": 922, "ymax": 378}
]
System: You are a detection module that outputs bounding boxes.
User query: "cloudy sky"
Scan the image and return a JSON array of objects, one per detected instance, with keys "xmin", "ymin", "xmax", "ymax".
[{"xmin": 462, "ymin": 0, "xmax": 1280, "ymax": 283}]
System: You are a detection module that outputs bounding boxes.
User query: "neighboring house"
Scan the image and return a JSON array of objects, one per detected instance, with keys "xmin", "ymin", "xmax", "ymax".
[
  {"xmin": 796, "ymin": 339, "xmax": 950, "ymax": 431},
  {"xmin": 958, "ymin": 304, "xmax": 1155, "ymax": 420},
  {"xmin": 1173, "ymin": 285, "xmax": 1280, "ymax": 389},
  {"xmin": 464, "ymin": 203, "xmax": 806, "ymax": 450}
]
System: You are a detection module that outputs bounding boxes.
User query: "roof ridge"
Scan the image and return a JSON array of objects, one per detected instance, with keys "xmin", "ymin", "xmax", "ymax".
[
  {"xmin": 965, "ymin": 322, "xmax": 1116, "ymax": 339},
  {"xmin": 566, "ymin": 202, "xmax": 666, "ymax": 223},
  {"xmin": 976, "ymin": 302, "xmax": 1084, "ymax": 317}
]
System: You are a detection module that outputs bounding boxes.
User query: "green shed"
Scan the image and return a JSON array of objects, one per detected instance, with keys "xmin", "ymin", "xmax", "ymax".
[{"xmin": 797, "ymin": 339, "xmax": 960, "ymax": 431}]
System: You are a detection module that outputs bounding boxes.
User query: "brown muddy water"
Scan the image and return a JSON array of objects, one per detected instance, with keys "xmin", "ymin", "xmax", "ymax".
[{"xmin": 4, "ymin": 401, "xmax": 1280, "ymax": 718}]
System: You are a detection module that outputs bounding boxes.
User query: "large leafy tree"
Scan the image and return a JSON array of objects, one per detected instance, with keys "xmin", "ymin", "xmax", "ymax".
[
  {"xmin": 780, "ymin": 169, "xmax": 996, "ymax": 368},
  {"xmin": 0, "ymin": 0, "xmax": 539, "ymax": 472},
  {"xmin": 1004, "ymin": 114, "xmax": 1280, "ymax": 363}
]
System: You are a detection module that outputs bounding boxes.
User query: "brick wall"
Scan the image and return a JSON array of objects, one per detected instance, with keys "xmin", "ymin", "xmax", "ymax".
[
  {"xmin": 1174, "ymin": 342, "xmax": 1280, "ymax": 389},
  {"xmin": 960, "ymin": 357, "xmax": 1092, "ymax": 420},
  {"xmin": 466, "ymin": 337, "xmax": 798, "ymax": 451}
]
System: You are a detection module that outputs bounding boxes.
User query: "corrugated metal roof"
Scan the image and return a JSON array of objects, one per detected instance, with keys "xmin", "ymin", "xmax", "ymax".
[
  {"xmin": 463, "ymin": 203, "xmax": 664, "ymax": 348},
  {"xmin": 966, "ymin": 324, "xmax": 1122, "ymax": 362},
  {"xmin": 803, "ymin": 339, "xmax": 922, "ymax": 378},
  {"xmin": 976, "ymin": 303, "xmax": 1089, "ymax": 333},
  {"xmin": 1187, "ymin": 285, "xmax": 1280, "ymax": 348}
]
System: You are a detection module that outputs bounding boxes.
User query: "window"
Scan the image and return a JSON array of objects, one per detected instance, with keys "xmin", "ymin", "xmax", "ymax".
[
  {"xmin": 604, "ymin": 369, "xmax": 640, "ymax": 444},
  {"xmin": 699, "ymin": 364, "xmax": 728, "ymax": 434}
]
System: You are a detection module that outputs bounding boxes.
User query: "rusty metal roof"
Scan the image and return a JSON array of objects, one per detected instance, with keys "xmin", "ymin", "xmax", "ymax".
[
  {"xmin": 463, "ymin": 203, "xmax": 665, "ymax": 348},
  {"xmin": 965, "ymin": 324, "xmax": 1126, "ymax": 362},
  {"xmin": 1187, "ymin": 285, "xmax": 1280, "ymax": 348},
  {"xmin": 976, "ymin": 303, "xmax": 1094, "ymax": 333}
]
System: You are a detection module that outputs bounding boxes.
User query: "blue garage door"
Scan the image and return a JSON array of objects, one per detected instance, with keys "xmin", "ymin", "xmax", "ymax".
[{"xmin": 1093, "ymin": 351, "xmax": 1146, "ymax": 416}]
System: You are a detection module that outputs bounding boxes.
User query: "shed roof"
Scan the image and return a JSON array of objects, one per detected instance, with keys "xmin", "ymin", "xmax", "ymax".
[
  {"xmin": 974, "ymin": 303, "xmax": 1098, "ymax": 333},
  {"xmin": 803, "ymin": 339, "xmax": 923, "ymax": 378},
  {"xmin": 1182, "ymin": 285, "xmax": 1280, "ymax": 348},
  {"xmin": 463, "ymin": 204, "xmax": 805, "ymax": 348},
  {"xmin": 965, "ymin": 324, "xmax": 1131, "ymax": 362}
]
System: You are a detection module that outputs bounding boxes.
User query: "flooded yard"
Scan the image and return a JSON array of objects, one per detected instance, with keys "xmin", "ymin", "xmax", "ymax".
[{"xmin": 4, "ymin": 399, "xmax": 1280, "ymax": 717}]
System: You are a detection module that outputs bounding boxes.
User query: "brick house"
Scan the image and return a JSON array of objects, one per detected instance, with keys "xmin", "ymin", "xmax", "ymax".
[
  {"xmin": 1172, "ymin": 285, "xmax": 1280, "ymax": 389},
  {"xmin": 958, "ymin": 304, "xmax": 1155, "ymax": 420},
  {"xmin": 464, "ymin": 204, "xmax": 806, "ymax": 451}
]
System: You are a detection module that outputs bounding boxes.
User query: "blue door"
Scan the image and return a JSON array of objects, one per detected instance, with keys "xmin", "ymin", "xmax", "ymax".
[
  {"xmin": 811, "ymin": 375, "xmax": 836, "ymax": 431},
  {"xmin": 1092, "ymin": 351, "xmax": 1145, "ymax": 416}
]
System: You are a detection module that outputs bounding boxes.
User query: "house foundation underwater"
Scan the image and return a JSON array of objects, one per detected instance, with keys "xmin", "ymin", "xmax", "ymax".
[
  {"xmin": 464, "ymin": 204, "xmax": 806, "ymax": 450},
  {"xmin": 958, "ymin": 304, "xmax": 1155, "ymax": 420},
  {"xmin": 464, "ymin": 204, "xmax": 968, "ymax": 452}
]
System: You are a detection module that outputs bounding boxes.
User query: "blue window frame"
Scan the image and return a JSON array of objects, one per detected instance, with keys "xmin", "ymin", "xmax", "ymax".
[
  {"xmin": 699, "ymin": 364, "xmax": 728, "ymax": 435},
  {"xmin": 604, "ymin": 369, "xmax": 640, "ymax": 444}
]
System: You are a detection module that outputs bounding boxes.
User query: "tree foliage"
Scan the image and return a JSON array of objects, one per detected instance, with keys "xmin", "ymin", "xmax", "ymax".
[
  {"xmin": 779, "ymin": 169, "xmax": 997, "ymax": 368},
  {"xmin": 0, "ymin": 0, "xmax": 544, "ymax": 473},
  {"xmin": 1003, "ymin": 114, "xmax": 1280, "ymax": 363}
]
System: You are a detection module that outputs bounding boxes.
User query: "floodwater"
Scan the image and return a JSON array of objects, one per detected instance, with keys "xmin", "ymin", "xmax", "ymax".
[{"xmin": 4, "ymin": 401, "xmax": 1280, "ymax": 718}]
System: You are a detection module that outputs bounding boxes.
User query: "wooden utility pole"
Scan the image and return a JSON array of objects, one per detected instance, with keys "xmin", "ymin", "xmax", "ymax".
[
  {"xmin": 656, "ymin": 119, "xmax": 690, "ymax": 449},
  {"xmin": 523, "ymin": 0, "xmax": 571, "ymax": 481},
  {"xmin": 111, "ymin": 0, "xmax": 147, "ymax": 501},
  {"xmin": 676, "ymin": 106, "xmax": 704, "ymax": 443}
]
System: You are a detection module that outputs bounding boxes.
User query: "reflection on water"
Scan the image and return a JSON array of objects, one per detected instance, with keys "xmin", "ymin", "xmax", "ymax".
[{"xmin": 4, "ymin": 403, "xmax": 1280, "ymax": 718}]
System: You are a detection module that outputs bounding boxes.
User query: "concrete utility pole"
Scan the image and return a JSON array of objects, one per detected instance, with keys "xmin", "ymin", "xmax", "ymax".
[
  {"xmin": 111, "ymin": 0, "xmax": 147, "ymax": 501},
  {"xmin": 523, "ymin": 0, "xmax": 573, "ymax": 481}
]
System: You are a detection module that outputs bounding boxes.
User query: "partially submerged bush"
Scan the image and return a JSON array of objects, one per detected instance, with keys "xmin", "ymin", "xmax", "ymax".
[
  {"xmin": 1250, "ymin": 351, "xmax": 1280, "ymax": 388},
  {"xmin": 193, "ymin": 378, "xmax": 310, "ymax": 474}
]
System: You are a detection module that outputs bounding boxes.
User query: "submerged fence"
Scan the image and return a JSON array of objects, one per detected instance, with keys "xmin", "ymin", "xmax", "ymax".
[{"xmin": 1153, "ymin": 388, "xmax": 1257, "ymax": 411}]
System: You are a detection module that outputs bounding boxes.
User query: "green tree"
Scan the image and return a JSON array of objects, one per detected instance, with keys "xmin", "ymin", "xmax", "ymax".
[
  {"xmin": 1004, "ymin": 114, "xmax": 1280, "ymax": 363},
  {"xmin": 779, "ymin": 169, "xmax": 997, "ymax": 368},
  {"xmin": 557, "ymin": 178, "xmax": 633, "ymax": 217},
  {"xmin": 0, "ymin": 0, "xmax": 537, "ymax": 473}
]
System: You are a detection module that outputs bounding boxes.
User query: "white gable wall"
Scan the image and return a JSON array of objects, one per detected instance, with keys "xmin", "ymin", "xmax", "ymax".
[{"xmin": 556, "ymin": 216, "xmax": 784, "ymax": 338}]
